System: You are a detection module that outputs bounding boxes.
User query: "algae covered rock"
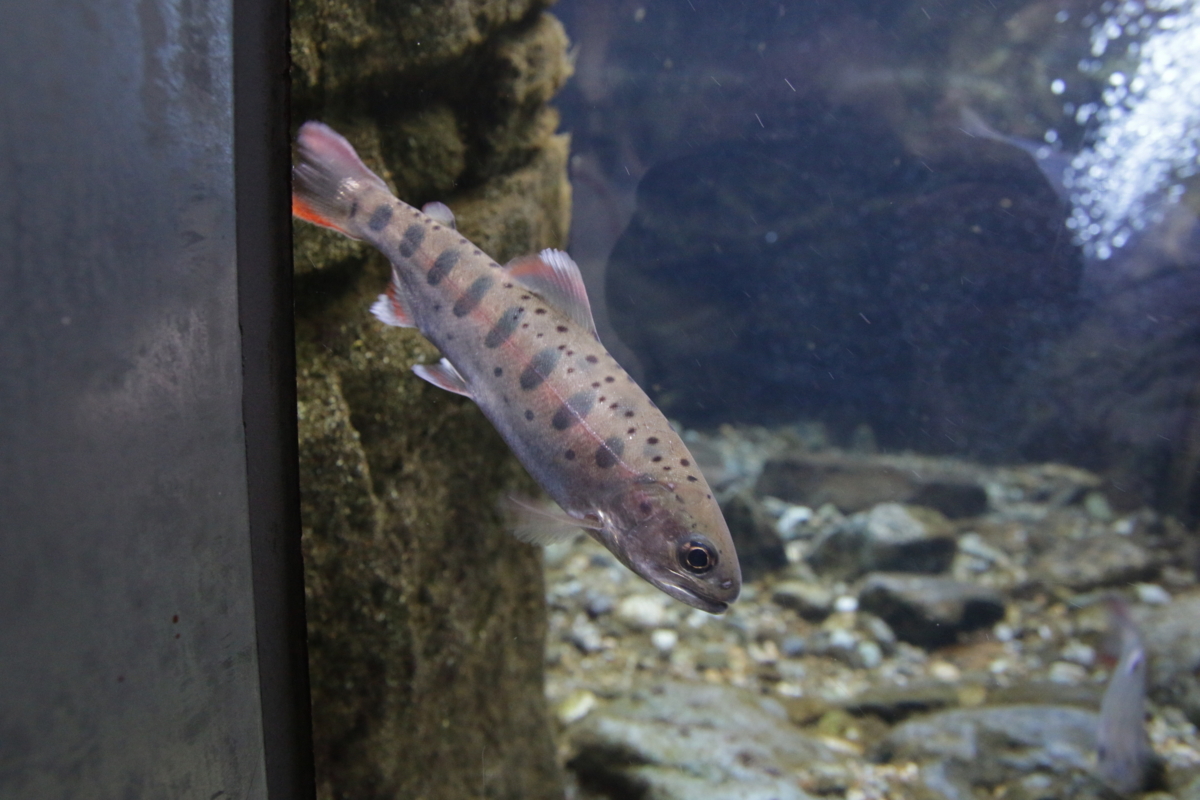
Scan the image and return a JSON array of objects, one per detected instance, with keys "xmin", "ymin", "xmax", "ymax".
[{"xmin": 292, "ymin": 1, "xmax": 572, "ymax": 798}]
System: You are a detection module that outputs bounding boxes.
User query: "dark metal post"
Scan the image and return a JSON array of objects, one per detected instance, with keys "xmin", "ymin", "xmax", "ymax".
[{"xmin": 0, "ymin": 0, "xmax": 310, "ymax": 797}]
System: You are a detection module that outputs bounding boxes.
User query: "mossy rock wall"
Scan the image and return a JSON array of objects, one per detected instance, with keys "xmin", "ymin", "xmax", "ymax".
[{"xmin": 292, "ymin": 3, "xmax": 572, "ymax": 798}]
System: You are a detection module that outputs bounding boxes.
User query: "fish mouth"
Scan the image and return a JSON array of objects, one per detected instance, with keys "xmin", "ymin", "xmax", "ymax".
[{"xmin": 657, "ymin": 579, "xmax": 731, "ymax": 614}]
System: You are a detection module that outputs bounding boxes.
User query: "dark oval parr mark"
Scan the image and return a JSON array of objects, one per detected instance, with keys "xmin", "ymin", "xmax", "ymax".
[
  {"xmin": 427, "ymin": 248, "xmax": 460, "ymax": 285},
  {"xmin": 595, "ymin": 437, "xmax": 624, "ymax": 469},
  {"xmin": 551, "ymin": 391, "xmax": 596, "ymax": 431},
  {"xmin": 368, "ymin": 204, "xmax": 393, "ymax": 232},
  {"xmin": 519, "ymin": 347, "xmax": 560, "ymax": 391},
  {"xmin": 398, "ymin": 224, "xmax": 425, "ymax": 257},
  {"xmin": 453, "ymin": 276, "xmax": 493, "ymax": 317},
  {"xmin": 485, "ymin": 306, "xmax": 522, "ymax": 348}
]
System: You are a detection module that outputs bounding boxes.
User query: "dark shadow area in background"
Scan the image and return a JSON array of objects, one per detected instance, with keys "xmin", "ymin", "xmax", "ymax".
[{"xmin": 552, "ymin": 0, "xmax": 1200, "ymax": 516}]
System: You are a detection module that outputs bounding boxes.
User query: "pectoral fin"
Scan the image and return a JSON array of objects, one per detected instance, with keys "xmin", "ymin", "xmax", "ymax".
[
  {"xmin": 412, "ymin": 358, "xmax": 472, "ymax": 397},
  {"xmin": 503, "ymin": 495, "xmax": 603, "ymax": 545}
]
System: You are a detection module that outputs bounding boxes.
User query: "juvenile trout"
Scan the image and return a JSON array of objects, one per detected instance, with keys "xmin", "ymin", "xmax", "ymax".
[{"xmin": 293, "ymin": 121, "xmax": 741, "ymax": 612}]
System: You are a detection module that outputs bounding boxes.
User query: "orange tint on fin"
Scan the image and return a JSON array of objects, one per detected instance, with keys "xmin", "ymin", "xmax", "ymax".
[{"xmin": 292, "ymin": 195, "xmax": 349, "ymax": 235}]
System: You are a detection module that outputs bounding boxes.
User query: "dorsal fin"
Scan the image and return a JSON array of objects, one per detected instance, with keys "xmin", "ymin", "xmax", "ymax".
[
  {"xmin": 421, "ymin": 201, "xmax": 456, "ymax": 229},
  {"xmin": 504, "ymin": 249, "xmax": 599, "ymax": 339}
]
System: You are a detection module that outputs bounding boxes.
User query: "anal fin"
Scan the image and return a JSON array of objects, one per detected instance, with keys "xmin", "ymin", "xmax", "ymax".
[
  {"xmin": 370, "ymin": 268, "xmax": 416, "ymax": 328},
  {"xmin": 412, "ymin": 357, "xmax": 472, "ymax": 397}
]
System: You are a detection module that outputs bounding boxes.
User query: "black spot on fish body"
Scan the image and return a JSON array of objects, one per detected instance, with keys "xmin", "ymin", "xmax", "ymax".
[
  {"xmin": 485, "ymin": 306, "xmax": 522, "ymax": 348},
  {"xmin": 551, "ymin": 391, "xmax": 595, "ymax": 431},
  {"xmin": 564, "ymin": 449, "xmax": 576, "ymax": 460},
  {"xmin": 349, "ymin": 201, "xmax": 359, "ymax": 218},
  {"xmin": 524, "ymin": 410, "xmax": 534, "ymax": 421},
  {"xmin": 493, "ymin": 367, "xmax": 502, "ymax": 376},
  {"xmin": 427, "ymin": 249, "xmax": 460, "ymax": 285},
  {"xmin": 647, "ymin": 437, "xmax": 659, "ymax": 444},
  {"xmin": 368, "ymin": 204, "xmax": 393, "ymax": 231},
  {"xmin": 398, "ymin": 224, "xmax": 425, "ymax": 257},
  {"xmin": 586, "ymin": 355, "xmax": 599, "ymax": 364},
  {"xmin": 687, "ymin": 475, "xmax": 698, "ymax": 482},
  {"xmin": 595, "ymin": 438, "xmax": 624, "ymax": 469},
  {"xmin": 556, "ymin": 325, "xmax": 568, "ymax": 333},
  {"xmin": 680, "ymin": 459, "xmax": 690, "ymax": 466},
  {"xmin": 519, "ymin": 348, "xmax": 560, "ymax": 390},
  {"xmin": 453, "ymin": 276, "xmax": 492, "ymax": 317}
]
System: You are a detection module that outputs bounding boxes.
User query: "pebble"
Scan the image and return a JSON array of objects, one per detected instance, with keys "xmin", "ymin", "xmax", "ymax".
[
  {"xmin": 584, "ymin": 590, "xmax": 615, "ymax": 617},
  {"xmin": 771, "ymin": 580, "xmax": 834, "ymax": 620},
  {"xmin": 557, "ymin": 689, "xmax": 597, "ymax": 724},
  {"xmin": 1048, "ymin": 661, "xmax": 1089, "ymax": 684},
  {"xmin": 776, "ymin": 504, "xmax": 814, "ymax": 538},
  {"xmin": 834, "ymin": 595, "xmax": 859, "ymax": 613},
  {"xmin": 857, "ymin": 641, "xmax": 883, "ymax": 669},
  {"xmin": 929, "ymin": 661, "xmax": 961, "ymax": 682},
  {"xmin": 780, "ymin": 634, "xmax": 808, "ymax": 657},
  {"xmin": 616, "ymin": 594, "xmax": 668, "ymax": 630},
  {"xmin": 651, "ymin": 628, "xmax": 679, "ymax": 654},
  {"xmin": 1060, "ymin": 640, "xmax": 1096, "ymax": 667},
  {"xmin": 1136, "ymin": 583, "xmax": 1172, "ymax": 605},
  {"xmin": 566, "ymin": 616, "xmax": 605, "ymax": 653},
  {"xmin": 1084, "ymin": 491, "xmax": 1114, "ymax": 521}
]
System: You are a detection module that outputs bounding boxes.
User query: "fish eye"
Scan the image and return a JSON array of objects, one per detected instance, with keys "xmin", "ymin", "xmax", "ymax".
[{"xmin": 679, "ymin": 538, "xmax": 717, "ymax": 574}]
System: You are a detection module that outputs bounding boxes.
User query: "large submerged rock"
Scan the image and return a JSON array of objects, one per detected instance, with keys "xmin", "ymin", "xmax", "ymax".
[{"xmin": 292, "ymin": 3, "xmax": 572, "ymax": 799}]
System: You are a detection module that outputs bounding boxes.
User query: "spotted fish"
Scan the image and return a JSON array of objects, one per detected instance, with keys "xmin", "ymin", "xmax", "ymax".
[{"xmin": 292, "ymin": 121, "xmax": 741, "ymax": 613}]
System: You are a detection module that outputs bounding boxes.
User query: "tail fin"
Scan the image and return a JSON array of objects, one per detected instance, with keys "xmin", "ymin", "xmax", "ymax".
[{"xmin": 292, "ymin": 121, "xmax": 390, "ymax": 237}]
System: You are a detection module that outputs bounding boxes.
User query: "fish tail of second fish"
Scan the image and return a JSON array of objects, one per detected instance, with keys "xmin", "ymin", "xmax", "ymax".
[{"xmin": 292, "ymin": 121, "xmax": 390, "ymax": 237}]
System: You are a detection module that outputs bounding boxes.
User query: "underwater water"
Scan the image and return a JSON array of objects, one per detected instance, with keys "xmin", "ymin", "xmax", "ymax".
[{"xmin": 543, "ymin": 0, "xmax": 1200, "ymax": 797}]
